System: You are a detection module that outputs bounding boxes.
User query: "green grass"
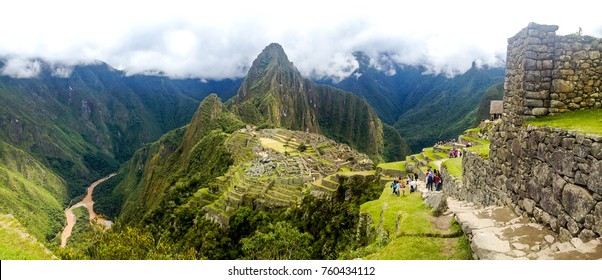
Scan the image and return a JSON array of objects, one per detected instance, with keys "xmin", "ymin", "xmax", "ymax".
[
  {"xmin": 442, "ymin": 157, "xmax": 463, "ymax": 182},
  {"xmin": 466, "ymin": 143, "xmax": 491, "ymax": 159},
  {"xmin": 361, "ymin": 188, "xmax": 440, "ymax": 236},
  {"xmin": 459, "ymin": 135, "xmax": 489, "ymax": 146},
  {"xmin": 524, "ymin": 109, "xmax": 602, "ymax": 135},
  {"xmin": 377, "ymin": 161, "xmax": 407, "ymax": 171},
  {"xmin": 357, "ymin": 187, "xmax": 471, "ymax": 260},
  {"xmin": 363, "ymin": 235, "xmax": 471, "ymax": 260},
  {"xmin": 0, "ymin": 214, "xmax": 55, "ymax": 260},
  {"xmin": 0, "ymin": 141, "xmax": 68, "ymax": 243},
  {"xmin": 338, "ymin": 170, "xmax": 377, "ymax": 177}
]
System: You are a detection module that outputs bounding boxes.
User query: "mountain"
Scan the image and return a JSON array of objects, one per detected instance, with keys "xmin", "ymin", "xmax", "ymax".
[
  {"xmin": 474, "ymin": 82, "xmax": 504, "ymax": 126},
  {"xmin": 229, "ymin": 43, "xmax": 409, "ymax": 160},
  {"xmin": 319, "ymin": 52, "xmax": 505, "ymax": 152},
  {"xmin": 0, "ymin": 60, "xmax": 240, "ymax": 243},
  {"xmin": 90, "ymin": 92, "xmax": 382, "ymax": 259},
  {"xmin": 0, "ymin": 61, "xmax": 240, "ymax": 198}
]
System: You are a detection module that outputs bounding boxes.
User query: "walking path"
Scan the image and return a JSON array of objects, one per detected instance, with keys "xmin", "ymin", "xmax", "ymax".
[{"xmin": 415, "ymin": 180, "xmax": 602, "ymax": 259}]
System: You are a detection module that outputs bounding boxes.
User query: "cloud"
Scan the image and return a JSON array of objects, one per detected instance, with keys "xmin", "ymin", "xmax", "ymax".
[
  {"xmin": 1, "ymin": 0, "xmax": 601, "ymax": 81},
  {"xmin": 1, "ymin": 58, "xmax": 42, "ymax": 78}
]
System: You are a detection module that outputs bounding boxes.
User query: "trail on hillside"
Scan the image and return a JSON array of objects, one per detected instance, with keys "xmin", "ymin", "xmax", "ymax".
[
  {"xmin": 432, "ymin": 159, "xmax": 445, "ymax": 170},
  {"xmin": 60, "ymin": 173, "xmax": 116, "ymax": 248}
]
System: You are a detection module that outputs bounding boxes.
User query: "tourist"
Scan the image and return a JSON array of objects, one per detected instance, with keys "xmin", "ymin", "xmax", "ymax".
[
  {"xmin": 399, "ymin": 179, "xmax": 406, "ymax": 196},
  {"xmin": 409, "ymin": 179, "xmax": 417, "ymax": 193},
  {"xmin": 426, "ymin": 170, "xmax": 434, "ymax": 191}
]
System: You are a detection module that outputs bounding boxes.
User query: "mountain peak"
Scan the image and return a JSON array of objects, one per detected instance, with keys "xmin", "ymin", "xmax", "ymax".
[{"xmin": 250, "ymin": 43, "xmax": 296, "ymax": 74}]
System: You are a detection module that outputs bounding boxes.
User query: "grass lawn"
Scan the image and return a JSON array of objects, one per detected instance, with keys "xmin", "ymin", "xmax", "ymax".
[
  {"xmin": 357, "ymin": 187, "xmax": 471, "ymax": 259},
  {"xmin": 361, "ymin": 187, "xmax": 435, "ymax": 235},
  {"xmin": 377, "ymin": 161, "xmax": 407, "ymax": 171},
  {"xmin": 338, "ymin": 170, "xmax": 377, "ymax": 177},
  {"xmin": 442, "ymin": 157, "xmax": 462, "ymax": 182},
  {"xmin": 363, "ymin": 235, "xmax": 472, "ymax": 260},
  {"xmin": 466, "ymin": 140, "xmax": 491, "ymax": 159},
  {"xmin": 524, "ymin": 109, "xmax": 602, "ymax": 135},
  {"xmin": 259, "ymin": 137, "xmax": 303, "ymax": 156}
]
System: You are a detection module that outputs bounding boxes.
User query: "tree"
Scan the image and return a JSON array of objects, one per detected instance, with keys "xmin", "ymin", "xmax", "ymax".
[{"xmin": 240, "ymin": 221, "xmax": 313, "ymax": 260}]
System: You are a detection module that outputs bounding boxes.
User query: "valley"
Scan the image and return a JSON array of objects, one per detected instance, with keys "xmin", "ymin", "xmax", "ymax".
[
  {"xmin": 1, "ymin": 22, "xmax": 601, "ymax": 261},
  {"xmin": 61, "ymin": 173, "xmax": 115, "ymax": 248}
]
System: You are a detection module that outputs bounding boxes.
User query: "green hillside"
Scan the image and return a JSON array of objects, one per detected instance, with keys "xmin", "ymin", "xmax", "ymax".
[
  {"xmin": 0, "ymin": 140, "xmax": 68, "ymax": 243},
  {"xmin": 0, "ymin": 214, "xmax": 56, "ymax": 260}
]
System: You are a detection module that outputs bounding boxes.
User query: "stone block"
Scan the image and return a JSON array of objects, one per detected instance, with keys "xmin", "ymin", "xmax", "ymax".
[
  {"xmin": 562, "ymin": 184, "xmax": 596, "ymax": 223},
  {"xmin": 525, "ymin": 99, "xmax": 544, "ymax": 107},
  {"xmin": 550, "ymin": 100, "xmax": 567, "ymax": 109},
  {"xmin": 561, "ymin": 138, "xmax": 575, "ymax": 149},
  {"xmin": 531, "ymin": 108, "xmax": 548, "ymax": 116},
  {"xmin": 547, "ymin": 149, "xmax": 575, "ymax": 176},
  {"xmin": 587, "ymin": 159, "xmax": 602, "ymax": 195},
  {"xmin": 523, "ymin": 198, "xmax": 536, "ymax": 214},
  {"xmin": 540, "ymin": 188, "xmax": 562, "ymax": 216},
  {"xmin": 525, "ymin": 91, "xmax": 550, "ymax": 100},
  {"xmin": 573, "ymin": 144, "xmax": 591, "ymax": 158},
  {"xmin": 591, "ymin": 142, "xmax": 602, "ymax": 160},
  {"xmin": 552, "ymin": 174, "xmax": 567, "ymax": 200},
  {"xmin": 552, "ymin": 79, "xmax": 574, "ymax": 93},
  {"xmin": 594, "ymin": 203, "xmax": 602, "ymax": 236},
  {"xmin": 578, "ymin": 229, "xmax": 597, "ymax": 242}
]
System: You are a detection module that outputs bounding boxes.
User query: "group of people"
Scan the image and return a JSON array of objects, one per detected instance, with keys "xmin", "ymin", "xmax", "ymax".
[
  {"xmin": 435, "ymin": 139, "xmax": 457, "ymax": 146},
  {"xmin": 391, "ymin": 174, "xmax": 419, "ymax": 196},
  {"xmin": 425, "ymin": 168, "xmax": 443, "ymax": 191},
  {"xmin": 449, "ymin": 147, "xmax": 463, "ymax": 158},
  {"xmin": 389, "ymin": 168, "xmax": 445, "ymax": 195}
]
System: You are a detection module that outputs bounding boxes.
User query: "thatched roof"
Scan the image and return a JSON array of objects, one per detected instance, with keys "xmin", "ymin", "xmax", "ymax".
[{"xmin": 490, "ymin": 100, "xmax": 503, "ymax": 115}]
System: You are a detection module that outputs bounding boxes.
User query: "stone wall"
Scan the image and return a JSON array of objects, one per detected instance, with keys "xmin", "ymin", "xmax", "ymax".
[
  {"xmin": 446, "ymin": 121, "xmax": 602, "ymax": 242},
  {"xmin": 443, "ymin": 23, "xmax": 602, "ymax": 243},
  {"xmin": 505, "ymin": 23, "xmax": 602, "ymax": 120}
]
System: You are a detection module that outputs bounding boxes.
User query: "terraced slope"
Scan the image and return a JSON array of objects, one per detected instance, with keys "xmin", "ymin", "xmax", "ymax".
[{"xmin": 203, "ymin": 128, "xmax": 375, "ymax": 226}]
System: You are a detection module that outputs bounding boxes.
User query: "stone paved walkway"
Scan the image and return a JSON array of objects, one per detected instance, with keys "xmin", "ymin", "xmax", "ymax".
[{"xmin": 416, "ymin": 180, "xmax": 602, "ymax": 259}]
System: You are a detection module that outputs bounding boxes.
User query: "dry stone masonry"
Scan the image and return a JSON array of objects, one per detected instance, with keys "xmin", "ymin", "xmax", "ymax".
[
  {"xmin": 506, "ymin": 22, "xmax": 602, "ymax": 120},
  {"xmin": 444, "ymin": 23, "xmax": 602, "ymax": 244}
]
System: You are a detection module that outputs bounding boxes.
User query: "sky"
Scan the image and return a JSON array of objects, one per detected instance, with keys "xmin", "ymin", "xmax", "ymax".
[{"xmin": 1, "ymin": 0, "xmax": 601, "ymax": 81}]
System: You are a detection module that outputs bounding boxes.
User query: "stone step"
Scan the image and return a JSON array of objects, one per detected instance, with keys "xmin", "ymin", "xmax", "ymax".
[
  {"xmin": 267, "ymin": 189, "xmax": 298, "ymax": 201},
  {"xmin": 322, "ymin": 177, "xmax": 339, "ymax": 189},
  {"xmin": 311, "ymin": 180, "xmax": 332, "ymax": 193},
  {"xmin": 273, "ymin": 184, "xmax": 302, "ymax": 194},
  {"xmin": 261, "ymin": 193, "xmax": 294, "ymax": 206}
]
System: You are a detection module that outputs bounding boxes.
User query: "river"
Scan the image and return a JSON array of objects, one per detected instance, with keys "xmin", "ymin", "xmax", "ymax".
[{"xmin": 60, "ymin": 173, "xmax": 116, "ymax": 248}]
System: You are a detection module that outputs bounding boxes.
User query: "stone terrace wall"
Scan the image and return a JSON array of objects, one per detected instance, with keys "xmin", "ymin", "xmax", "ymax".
[
  {"xmin": 458, "ymin": 122, "xmax": 602, "ymax": 242},
  {"xmin": 505, "ymin": 23, "xmax": 602, "ymax": 121},
  {"xmin": 444, "ymin": 23, "xmax": 602, "ymax": 243}
]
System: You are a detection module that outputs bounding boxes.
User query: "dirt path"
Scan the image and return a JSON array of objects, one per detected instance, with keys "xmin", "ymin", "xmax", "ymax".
[
  {"xmin": 60, "ymin": 173, "xmax": 116, "ymax": 248},
  {"xmin": 432, "ymin": 159, "xmax": 445, "ymax": 170}
]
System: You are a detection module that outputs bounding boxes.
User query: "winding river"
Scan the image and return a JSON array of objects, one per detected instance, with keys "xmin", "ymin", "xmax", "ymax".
[{"xmin": 60, "ymin": 173, "xmax": 116, "ymax": 248}]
